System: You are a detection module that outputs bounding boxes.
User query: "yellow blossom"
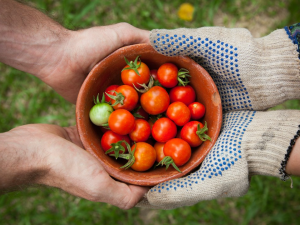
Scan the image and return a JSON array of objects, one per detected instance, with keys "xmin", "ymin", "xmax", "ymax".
[{"xmin": 177, "ymin": 3, "xmax": 195, "ymax": 21}]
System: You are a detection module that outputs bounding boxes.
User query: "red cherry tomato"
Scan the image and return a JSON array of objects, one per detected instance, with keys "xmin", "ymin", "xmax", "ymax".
[
  {"xmin": 154, "ymin": 142, "xmax": 166, "ymax": 163},
  {"xmin": 164, "ymin": 138, "xmax": 191, "ymax": 166},
  {"xmin": 166, "ymin": 101, "xmax": 191, "ymax": 126},
  {"xmin": 169, "ymin": 85, "xmax": 196, "ymax": 106},
  {"xmin": 180, "ymin": 121, "xmax": 210, "ymax": 147},
  {"xmin": 129, "ymin": 119, "xmax": 151, "ymax": 142},
  {"xmin": 157, "ymin": 63, "xmax": 178, "ymax": 88},
  {"xmin": 131, "ymin": 142, "xmax": 156, "ymax": 172},
  {"xmin": 101, "ymin": 130, "xmax": 130, "ymax": 155},
  {"xmin": 188, "ymin": 102, "xmax": 206, "ymax": 120},
  {"xmin": 110, "ymin": 85, "xmax": 139, "ymax": 111},
  {"xmin": 150, "ymin": 69, "xmax": 162, "ymax": 87},
  {"xmin": 152, "ymin": 117, "xmax": 177, "ymax": 143},
  {"xmin": 104, "ymin": 85, "xmax": 119, "ymax": 103},
  {"xmin": 121, "ymin": 60, "xmax": 150, "ymax": 89},
  {"xmin": 108, "ymin": 109, "xmax": 135, "ymax": 135},
  {"xmin": 150, "ymin": 69, "xmax": 158, "ymax": 80},
  {"xmin": 140, "ymin": 86, "xmax": 170, "ymax": 115}
]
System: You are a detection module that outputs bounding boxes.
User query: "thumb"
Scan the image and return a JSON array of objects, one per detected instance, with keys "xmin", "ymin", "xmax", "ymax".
[{"xmin": 112, "ymin": 22, "xmax": 150, "ymax": 46}]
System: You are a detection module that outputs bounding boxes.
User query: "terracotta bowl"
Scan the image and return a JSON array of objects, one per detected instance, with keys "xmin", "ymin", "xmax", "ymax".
[{"xmin": 76, "ymin": 43, "xmax": 222, "ymax": 186}]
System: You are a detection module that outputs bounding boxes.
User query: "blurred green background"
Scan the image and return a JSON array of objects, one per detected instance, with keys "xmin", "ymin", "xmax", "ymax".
[{"xmin": 1, "ymin": 0, "xmax": 300, "ymax": 224}]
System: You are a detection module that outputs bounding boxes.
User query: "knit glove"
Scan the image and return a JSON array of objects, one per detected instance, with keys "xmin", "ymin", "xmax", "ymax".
[
  {"xmin": 149, "ymin": 25, "xmax": 300, "ymax": 112},
  {"xmin": 136, "ymin": 25, "xmax": 300, "ymax": 209},
  {"xmin": 138, "ymin": 110, "xmax": 300, "ymax": 209}
]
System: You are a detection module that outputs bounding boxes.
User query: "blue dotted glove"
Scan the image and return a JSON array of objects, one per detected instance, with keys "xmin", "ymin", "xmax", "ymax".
[
  {"xmin": 150, "ymin": 27, "xmax": 300, "ymax": 112},
  {"xmin": 138, "ymin": 110, "xmax": 300, "ymax": 209},
  {"xmin": 136, "ymin": 27, "xmax": 300, "ymax": 209}
]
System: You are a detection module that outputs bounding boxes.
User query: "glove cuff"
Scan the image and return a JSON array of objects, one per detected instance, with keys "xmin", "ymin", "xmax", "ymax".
[
  {"xmin": 243, "ymin": 110, "xmax": 300, "ymax": 179},
  {"xmin": 249, "ymin": 29, "xmax": 300, "ymax": 110},
  {"xmin": 285, "ymin": 23, "xmax": 300, "ymax": 60},
  {"xmin": 279, "ymin": 126, "xmax": 300, "ymax": 180}
]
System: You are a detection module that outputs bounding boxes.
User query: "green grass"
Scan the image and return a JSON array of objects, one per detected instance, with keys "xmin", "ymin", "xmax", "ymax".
[{"xmin": 1, "ymin": 0, "xmax": 300, "ymax": 224}]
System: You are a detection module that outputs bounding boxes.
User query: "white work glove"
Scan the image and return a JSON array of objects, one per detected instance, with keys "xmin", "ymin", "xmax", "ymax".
[
  {"xmin": 137, "ymin": 24, "xmax": 300, "ymax": 209},
  {"xmin": 150, "ymin": 26, "xmax": 300, "ymax": 112}
]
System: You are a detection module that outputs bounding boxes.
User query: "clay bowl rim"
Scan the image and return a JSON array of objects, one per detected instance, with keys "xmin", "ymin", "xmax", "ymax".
[{"xmin": 76, "ymin": 43, "xmax": 222, "ymax": 186}]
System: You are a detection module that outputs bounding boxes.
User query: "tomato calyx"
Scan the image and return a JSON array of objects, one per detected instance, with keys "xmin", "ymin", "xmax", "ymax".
[
  {"xmin": 110, "ymin": 141, "xmax": 137, "ymax": 169},
  {"xmin": 105, "ymin": 140, "xmax": 127, "ymax": 159},
  {"xmin": 105, "ymin": 91, "xmax": 125, "ymax": 106},
  {"xmin": 177, "ymin": 68, "xmax": 191, "ymax": 86},
  {"xmin": 156, "ymin": 156, "xmax": 182, "ymax": 173},
  {"xmin": 196, "ymin": 121, "xmax": 212, "ymax": 142},
  {"xmin": 122, "ymin": 56, "xmax": 142, "ymax": 76},
  {"xmin": 94, "ymin": 93, "xmax": 107, "ymax": 105},
  {"xmin": 133, "ymin": 75, "xmax": 154, "ymax": 93}
]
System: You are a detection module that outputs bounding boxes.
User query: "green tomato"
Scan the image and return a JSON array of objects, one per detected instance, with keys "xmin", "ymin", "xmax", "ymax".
[{"xmin": 89, "ymin": 102, "xmax": 113, "ymax": 126}]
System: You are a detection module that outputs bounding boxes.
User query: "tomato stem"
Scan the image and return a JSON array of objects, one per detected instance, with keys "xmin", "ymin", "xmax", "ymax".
[
  {"xmin": 157, "ymin": 156, "xmax": 182, "ymax": 173},
  {"xmin": 196, "ymin": 121, "xmax": 212, "ymax": 142},
  {"xmin": 122, "ymin": 56, "xmax": 141, "ymax": 76},
  {"xmin": 109, "ymin": 141, "xmax": 137, "ymax": 170},
  {"xmin": 105, "ymin": 91, "xmax": 125, "ymax": 106},
  {"xmin": 93, "ymin": 93, "xmax": 107, "ymax": 105},
  {"xmin": 105, "ymin": 140, "xmax": 127, "ymax": 159},
  {"xmin": 177, "ymin": 68, "xmax": 191, "ymax": 86},
  {"xmin": 133, "ymin": 75, "xmax": 154, "ymax": 93}
]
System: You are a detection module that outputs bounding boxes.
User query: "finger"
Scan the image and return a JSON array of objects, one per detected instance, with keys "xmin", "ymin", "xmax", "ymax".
[
  {"xmin": 110, "ymin": 22, "xmax": 150, "ymax": 46},
  {"xmin": 99, "ymin": 176, "xmax": 149, "ymax": 209},
  {"xmin": 63, "ymin": 126, "xmax": 84, "ymax": 149}
]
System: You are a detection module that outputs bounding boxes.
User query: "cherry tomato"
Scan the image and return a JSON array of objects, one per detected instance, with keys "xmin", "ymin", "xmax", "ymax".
[
  {"xmin": 104, "ymin": 85, "xmax": 119, "ymax": 103},
  {"xmin": 150, "ymin": 69, "xmax": 162, "ymax": 87},
  {"xmin": 129, "ymin": 119, "xmax": 151, "ymax": 142},
  {"xmin": 157, "ymin": 63, "xmax": 178, "ymax": 88},
  {"xmin": 140, "ymin": 86, "xmax": 170, "ymax": 115},
  {"xmin": 188, "ymin": 102, "xmax": 205, "ymax": 120},
  {"xmin": 166, "ymin": 101, "xmax": 191, "ymax": 126},
  {"xmin": 108, "ymin": 109, "xmax": 135, "ymax": 135},
  {"xmin": 89, "ymin": 94, "xmax": 113, "ymax": 126},
  {"xmin": 152, "ymin": 117, "xmax": 177, "ymax": 142},
  {"xmin": 121, "ymin": 57, "xmax": 150, "ymax": 89},
  {"xmin": 154, "ymin": 142, "xmax": 166, "ymax": 163},
  {"xmin": 109, "ymin": 85, "xmax": 139, "ymax": 111},
  {"xmin": 164, "ymin": 138, "xmax": 191, "ymax": 166},
  {"xmin": 169, "ymin": 85, "xmax": 196, "ymax": 106},
  {"xmin": 180, "ymin": 121, "xmax": 211, "ymax": 147},
  {"xmin": 131, "ymin": 142, "xmax": 156, "ymax": 172},
  {"xmin": 150, "ymin": 69, "xmax": 158, "ymax": 79},
  {"xmin": 101, "ymin": 130, "xmax": 130, "ymax": 155}
]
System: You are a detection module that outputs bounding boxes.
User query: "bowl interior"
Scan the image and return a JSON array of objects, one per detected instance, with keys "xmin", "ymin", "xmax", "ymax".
[{"xmin": 76, "ymin": 43, "xmax": 222, "ymax": 186}]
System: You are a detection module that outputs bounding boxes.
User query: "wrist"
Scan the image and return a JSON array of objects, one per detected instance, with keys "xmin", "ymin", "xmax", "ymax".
[
  {"xmin": 0, "ymin": 0, "xmax": 71, "ymax": 79},
  {"xmin": 0, "ymin": 127, "xmax": 50, "ymax": 192}
]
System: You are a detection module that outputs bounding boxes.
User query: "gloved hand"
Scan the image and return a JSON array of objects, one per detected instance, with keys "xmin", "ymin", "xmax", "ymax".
[
  {"xmin": 137, "ymin": 25, "xmax": 300, "ymax": 209},
  {"xmin": 150, "ymin": 26, "xmax": 300, "ymax": 112}
]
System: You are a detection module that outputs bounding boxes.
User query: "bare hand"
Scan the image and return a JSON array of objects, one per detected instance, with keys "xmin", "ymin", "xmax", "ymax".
[
  {"xmin": 40, "ymin": 23, "xmax": 150, "ymax": 103},
  {"xmin": 1, "ymin": 124, "xmax": 148, "ymax": 209}
]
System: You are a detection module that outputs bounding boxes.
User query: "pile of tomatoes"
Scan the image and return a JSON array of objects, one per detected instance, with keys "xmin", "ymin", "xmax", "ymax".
[{"xmin": 89, "ymin": 56, "xmax": 211, "ymax": 172}]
